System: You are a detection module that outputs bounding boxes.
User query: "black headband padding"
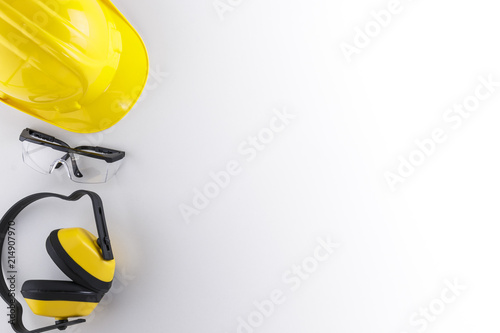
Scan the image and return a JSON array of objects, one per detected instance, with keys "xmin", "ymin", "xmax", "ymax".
[
  {"xmin": 46, "ymin": 230, "xmax": 112, "ymax": 293},
  {"xmin": 0, "ymin": 190, "xmax": 113, "ymax": 333},
  {"xmin": 21, "ymin": 280, "xmax": 103, "ymax": 303}
]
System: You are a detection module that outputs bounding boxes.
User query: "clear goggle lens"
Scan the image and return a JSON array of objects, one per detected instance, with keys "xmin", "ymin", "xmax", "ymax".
[{"xmin": 22, "ymin": 141, "xmax": 122, "ymax": 184}]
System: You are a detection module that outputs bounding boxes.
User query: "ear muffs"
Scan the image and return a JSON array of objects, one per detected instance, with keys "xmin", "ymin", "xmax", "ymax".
[
  {"xmin": 0, "ymin": 191, "xmax": 115, "ymax": 333},
  {"xmin": 20, "ymin": 280, "xmax": 103, "ymax": 318},
  {"xmin": 46, "ymin": 228, "xmax": 116, "ymax": 294}
]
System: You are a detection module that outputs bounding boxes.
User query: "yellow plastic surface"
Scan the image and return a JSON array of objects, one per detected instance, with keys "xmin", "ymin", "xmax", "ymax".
[
  {"xmin": 25, "ymin": 299, "xmax": 98, "ymax": 319},
  {"xmin": 58, "ymin": 228, "xmax": 115, "ymax": 282},
  {"xmin": 0, "ymin": 0, "xmax": 149, "ymax": 133}
]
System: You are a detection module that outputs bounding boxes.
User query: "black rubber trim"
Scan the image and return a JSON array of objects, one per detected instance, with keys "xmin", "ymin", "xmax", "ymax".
[
  {"xmin": 21, "ymin": 281, "xmax": 103, "ymax": 303},
  {"xmin": 46, "ymin": 230, "xmax": 112, "ymax": 294}
]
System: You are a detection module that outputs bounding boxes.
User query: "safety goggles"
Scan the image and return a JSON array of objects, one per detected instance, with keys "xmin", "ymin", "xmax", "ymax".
[{"xmin": 19, "ymin": 128, "xmax": 125, "ymax": 184}]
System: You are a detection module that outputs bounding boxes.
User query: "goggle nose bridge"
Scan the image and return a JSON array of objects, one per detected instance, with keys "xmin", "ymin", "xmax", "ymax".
[{"xmin": 49, "ymin": 159, "xmax": 71, "ymax": 178}]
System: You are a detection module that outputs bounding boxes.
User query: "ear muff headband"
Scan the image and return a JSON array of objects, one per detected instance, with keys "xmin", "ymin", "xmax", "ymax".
[{"xmin": 0, "ymin": 190, "xmax": 114, "ymax": 333}]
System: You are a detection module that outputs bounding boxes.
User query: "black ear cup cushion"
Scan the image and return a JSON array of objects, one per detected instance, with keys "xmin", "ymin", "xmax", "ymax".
[
  {"xmin": 21, "ymin": 280, "xmax": 104, "ymax": 303},
  {"xmin": 46, "ymin": 229, "xmax": 112, "ymax": 293}
]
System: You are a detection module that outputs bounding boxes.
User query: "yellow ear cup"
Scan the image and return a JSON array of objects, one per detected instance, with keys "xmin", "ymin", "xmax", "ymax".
[
  {"xmin": 21, "ymin": 280, "xmax": 103, "ymax": 319},
  {"xmin": 47, "ymin": 228, "xmax": 116, "ymax": 293},
  {"xmin": 24, "ymin": 300, "xmax": 98, "ymax": 319}
]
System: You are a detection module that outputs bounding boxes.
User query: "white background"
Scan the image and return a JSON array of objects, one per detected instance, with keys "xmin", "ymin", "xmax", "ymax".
[{"xmin": 1, "ymin": 0, "xmax": 500, "ymax": 332}]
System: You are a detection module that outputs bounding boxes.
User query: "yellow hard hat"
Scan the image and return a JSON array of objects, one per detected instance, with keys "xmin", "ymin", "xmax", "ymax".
[{"xmin": 0, "ymin": 0, "xmax": 149, "ymax": 133}]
